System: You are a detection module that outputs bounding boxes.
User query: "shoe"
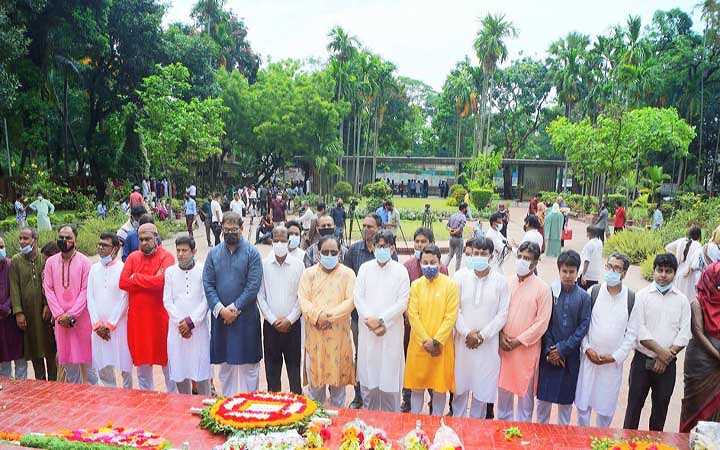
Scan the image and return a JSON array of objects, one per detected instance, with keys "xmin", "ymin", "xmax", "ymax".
[
  {"xmin": 400, "ymin": 401, "xmax": 410, "ymax": 413},
  {"xmin": 349, "ymin": 399, "xmax": 363, "ymax": 409}
]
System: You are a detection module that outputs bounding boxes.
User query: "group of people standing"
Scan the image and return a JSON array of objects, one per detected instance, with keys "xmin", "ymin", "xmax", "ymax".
[{"xmin": 3, "ymin": 189, "xmax": 720, "ymax": 435}]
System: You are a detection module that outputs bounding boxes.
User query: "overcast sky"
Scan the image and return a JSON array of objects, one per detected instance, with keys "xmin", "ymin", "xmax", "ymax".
[{"xmin": 164, "ymin": 0, "xmax": 702, "ymax": 91}]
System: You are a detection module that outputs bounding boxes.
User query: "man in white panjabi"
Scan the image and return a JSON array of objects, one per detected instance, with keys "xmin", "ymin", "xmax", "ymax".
[
  {"xmin": 163, "ymin": 236, "xmax": 211, "ymax": 395},
  {"xmin": 575, "ymin": 253, "xmax": 637, "ymax": 427},
  {"xmin": 452, "ymin": 237, "xmax": 509, "ymax": 418},
  {"xmin": 354, "ymin": 230, "xmax": 410, "ymax": 412},
  {"xmin": 86, "ymin": 232, "xmax": 133, "ymax": 388}
]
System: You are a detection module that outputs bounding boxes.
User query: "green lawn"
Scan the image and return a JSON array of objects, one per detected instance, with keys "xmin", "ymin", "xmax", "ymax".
[
  {"xmin": 387, "ymin": 196, "xmax": 456, "ymax": 213},
  {"xmin": 346, "ymin": 219, "xmax": 476, "ymax": 242}
]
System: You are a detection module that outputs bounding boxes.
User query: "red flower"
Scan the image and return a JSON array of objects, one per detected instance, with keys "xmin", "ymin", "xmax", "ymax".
[{"xmin": 320, "ymin": 428, "xmax": 331, "ymax": 440}]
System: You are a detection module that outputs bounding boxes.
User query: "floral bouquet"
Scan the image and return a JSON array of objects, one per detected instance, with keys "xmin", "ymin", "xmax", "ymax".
[
  {"xmin": 216, "ymin": 430, "xmax": 306, "ymax": 450},
  {"xmin": 590, "ymin": 437, "xmax": 678, "ymax": 450},
  {"xmin": 397, "ymin": 421, "xmax": 430, "ymax": 450},
  {"xmin": 303, "ymin": 420, "xmax": 331, "ymax": 449},
  {"xmin": 338, "ymin": 420, "xmax": 392, "ymax": 450},
  {"xmin": 429, "ymin": 420, "xmax": 463, "ymax": 450},
  {"xmin": 16, "ymin": 424, "xmax": 170, "ymax": 449}
]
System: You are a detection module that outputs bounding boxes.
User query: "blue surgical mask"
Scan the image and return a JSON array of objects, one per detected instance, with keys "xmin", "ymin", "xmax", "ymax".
[
  {"xmin": 100, "ymin": 255, "xmax": 114, "ymax": 266},
  {"xmin": 320, "ymin": 254, "xmax": 339, "ymax": 270},
  {"xmin": 469, "ymin": 256, "xmax": 490, "ymax": 272},
  {"xmin": 421, "ymin": 264, "xmax": 439, "ymax": 279},
  {"xmin": 0, "ymin": 249, "xmax": 5, "ymax": 259},
  {"xmin": 414, "ymin": 250, "xmax": 421, "ymax": 260},
  {"xmin": 374, "ymin": 247, "xmax": 391, "ymax": 264},
  {"xmin": 288, "ymin": 235, "xmax": 301, "ymax": 250},
  {"xmin": 20, "ymin": 244, "xmax": 33, "ymax": 255},
  {"xmin": 653, "ymin": 281, "xmax": 672, "ymax": 294},
  {"xmin": 604, "ymin": 270, "xmax": 622, "ymax": 287}
]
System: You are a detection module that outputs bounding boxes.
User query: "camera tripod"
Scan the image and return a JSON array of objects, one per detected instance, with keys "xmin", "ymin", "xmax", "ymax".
[{"xmin": 344, "ymin": 203, "xmax": 362, "ymax": 246}]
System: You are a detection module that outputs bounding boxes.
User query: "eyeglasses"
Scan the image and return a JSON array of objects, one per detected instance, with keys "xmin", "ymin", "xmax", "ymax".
[
  {"xmin": 605, "ymin": 264, "xmax": 625, "ymax": 273},
  {"xmin": 97, "ymin": 243, "xmax": 114, "ymax": 249},
  {"xmin": 222, "ymin": 228, "xmax": 240, "ymax": 234}
]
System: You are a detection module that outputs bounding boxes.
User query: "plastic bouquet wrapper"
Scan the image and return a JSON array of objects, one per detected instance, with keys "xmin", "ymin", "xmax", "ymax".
[
  {"xmin": 215, "ymin": 430, "xmax": 306, "ymax": 450},
  {"xmin": 397, "ymin": 421, "xmax": 430, "ymax": 450},
  {"xmin": 338, "ymin": 419, "xmax": 392, "ymax": 450},
  {"xmin": 429, "ymin": 420, "xmax": 463, "ymax": 450},
  {"xmin": 304, "ymin": 419, "xmax": 331, "ymax": 449},
  {"xmin": 690, "ymin": 421, "xmax": 720, "ymax": 450}
]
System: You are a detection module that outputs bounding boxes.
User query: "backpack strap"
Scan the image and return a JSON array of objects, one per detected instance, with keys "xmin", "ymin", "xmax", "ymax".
[
  {"xmin": 627, "ymin": 289, "xmax": 635, "ymax": 316},
  {"xmin": 590, "ymin": 284, "xmax": 600, "ymax": 309}
]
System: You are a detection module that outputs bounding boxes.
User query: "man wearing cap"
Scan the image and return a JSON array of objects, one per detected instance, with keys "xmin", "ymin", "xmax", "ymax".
[{"xmin": 119, "ymin": 223, "xmax": 176, "ymax": 392}]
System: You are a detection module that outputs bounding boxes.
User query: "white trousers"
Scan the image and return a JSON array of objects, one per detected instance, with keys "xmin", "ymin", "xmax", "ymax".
[
  {"xmin": 536, "ymin": 399, "xmax": 572, "ymax": 425},
  {"xmin": 218, "ymin": 363, "xmax": 260, "ymax": 397},
  {"xmin": 411, "ymin": 390, "xmax": 447, "ymax": 416},
  {"xmin": 497, "ymin": 384, "xmax": 535, "ymax": 422},
  {"xmin": 360, "ymin": 386, "xmax": 401, "ymax": 412},
  {"xmin": 452, "ymin": 391, "xmax": 487, "ymax": 419},
  {"xmin": 176, "ymin": 379, "xmax": 212, "ymax": 396},
  {"xmin": 307, "ymin": 384, "xmax": 346, "ymax": 408},
  {"xmin": 0, "ymin": 360, "xmax": 27, "ymax": 379},
  {"xmin": 576, "ymin": 406, "xmax": 613, "ymax": 428},
  {"xmin": 97, "ymin": 366, "xmax": 133, "ymax": 389},
  {"xmin": 136, "ymin": 365, "xmax": 176, "ymax": 392},
  {"xmin": 64, "ymin": 364, "xmax": 98, "ymax": 385}
]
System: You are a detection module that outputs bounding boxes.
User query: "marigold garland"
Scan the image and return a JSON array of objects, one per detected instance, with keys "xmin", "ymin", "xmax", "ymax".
[
  {"xmin": 201, "ymin": 392, "xmax": 327, "ymax": 437},
  {"xmin": 590, "ymin": 437, "xmax": 678, "ymax": 450}
]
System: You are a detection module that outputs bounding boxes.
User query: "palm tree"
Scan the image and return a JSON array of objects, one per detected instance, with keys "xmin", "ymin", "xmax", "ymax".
[
  {"xmin": 642, "ymin": 165, "xmax": 671, "ymax": 201},
  {"xmin": 191, "ymin": 0, "xmax": 227, "ymax": 39},
  {"xmin": 473, "ymin": 13, "xmax": 517, "ymax": 155},
  {"xmin": 547, "ymin": 32, "xmax": 591, "ymax": 119}
]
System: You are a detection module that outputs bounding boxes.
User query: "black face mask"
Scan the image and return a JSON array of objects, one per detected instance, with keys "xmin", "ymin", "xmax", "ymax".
[
  {"xmin": 318, "ymin": 228, "xmax": 335, "ymax": 237},
  {"xmin": 225, "ymin": 233, "xmax": 240, "ymax": 245},
  {"xmin": 57, "ymin": 239, "xmax": 73, "ymax": 253}
]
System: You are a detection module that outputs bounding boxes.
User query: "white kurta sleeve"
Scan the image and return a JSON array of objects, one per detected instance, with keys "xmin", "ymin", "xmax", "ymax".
[
  {"xmin": 188, "ymin": 287, "xmax": 209, "ymax": 326},
  {"xmin": 378, "ymin": 267, "xmax": 409, "ymax": 329},
  {"xmin": 86, "ymin": 269, "xmax": 99, "ymax": 326},
  {"xmin": 162, "ymin": 269, "xmax": 181, "ymax": 323},
  {"xmin": 256, "ymin": 269, "xmax": 278, "ymax": 324},
  {"xmin": 108, "ymin": 289, "xmax": 129, "ymax": 328},
  {"xmin": 353, "ymin": 265, "xmax": 370, "ymax": 321},
  {"xmin": 611, "ymin": 313, "xmax": 637, "ymax": 364},
  {"xmin": 453, "ymin": 273, "xmax": 471, "ymax": 337},
  {"xmin": 479, "ymin": 277, "xmax": 510, "ymax": 341},
  {"xmin": 634, "ymin": 293, "xmax": 654, "ymax": 342}
]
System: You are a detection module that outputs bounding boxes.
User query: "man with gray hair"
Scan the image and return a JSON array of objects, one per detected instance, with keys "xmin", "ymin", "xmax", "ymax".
[
  {"xmin": 257, "ymin": 226, "xmax": 304, "ymax": 394},
  {"xmin": 203, "ymin": 211, "xmax": 263, "ymax": 396},
  {"xmin": 575, "ymin": 252, "xmax": 637, "ymax": 428}
]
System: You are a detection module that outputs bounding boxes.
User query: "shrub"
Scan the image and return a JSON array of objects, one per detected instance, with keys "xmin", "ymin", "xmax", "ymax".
[
  {"xmin": 606, "ymin": 194, "xmax": 625, "ymax": 209},
  {"xmin": 470, "ymin": 188, "xmax": 494, "ymax": 211},
  {"xmin": 362, "ymin": 181, "xmax": 392, "ymax": 211},
  {"xmin": 604, "ymin": 229, "xmax": 664, "ymax": 264},
  {"xmin": 332, "ymin": 181, "xmax": 353, "ymax": 202},
  {"xmin": 640, "ymin": 254, "xmax": 655, "ymax": 281},
  {"xmin": 447, "ymin": 184, "xmax": 467, "ymax": 207}
]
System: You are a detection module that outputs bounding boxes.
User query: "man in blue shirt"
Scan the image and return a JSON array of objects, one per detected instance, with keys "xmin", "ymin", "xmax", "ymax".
[
  {"xmin": 184, "ymin": 194, "xmax": 197, "ymax": 238},
  {"xmin": 122, "ymin": 214, "xmax": 155, "ymax": 262},
  {"xmin": 203, "ymin": 211, "xmax": 263, "ymax": 396},
  {"xmin": 375, "ymin": 201, "xmax": 389, "ymax": 227},
  {"xmin": 536, "ymin": 250, "xmax": 591, "ymax": 425}
]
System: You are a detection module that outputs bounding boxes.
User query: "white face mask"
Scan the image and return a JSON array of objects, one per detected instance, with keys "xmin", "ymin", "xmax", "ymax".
[
  {"xmin": 516, "ymin": 258, "xmax": 532, "ymax": 277},
  {"xmin": 494, "ymin": 224, "xmax": 503, "ymax": 232},
  {"xmin": 288, "ymin": 235, "xmax": 301, "ymax": 250},
  {"xmin": 272, "ymin": 242, "xmax": 289, "ymax": 258}
]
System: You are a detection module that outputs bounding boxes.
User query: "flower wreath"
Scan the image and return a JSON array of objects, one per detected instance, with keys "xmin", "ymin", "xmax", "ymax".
[
  {"xmin": 201, "ymin": 392, "xmax": 327, "ymax": 437},
  {"xmin": 0, "ymin": 425, "xmax": 170, "ymax": 449}
]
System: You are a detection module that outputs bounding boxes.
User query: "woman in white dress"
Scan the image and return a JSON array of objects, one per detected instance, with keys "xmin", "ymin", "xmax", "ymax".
[
  {"xmin": 666, "ymin": 225, "xmax": 702, "ymax": 301},
  {"xmin": 685, "ymin": 225, "xmax": 720, "ymax": 301}
]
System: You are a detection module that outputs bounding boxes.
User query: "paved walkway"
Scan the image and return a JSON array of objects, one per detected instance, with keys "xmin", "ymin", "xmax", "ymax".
[{"xmin": 24, "ymin": 203, "xmax": 681, "ymax": 432}]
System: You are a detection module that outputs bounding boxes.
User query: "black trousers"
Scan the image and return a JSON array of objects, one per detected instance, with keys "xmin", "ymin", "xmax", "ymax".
[
  {"xmin": 263, "ymin": 320, "xmax": 302, "ymax": 394},
  {"xmin": 623, "ymin": 352, "xmax": 676, "ymax": 431},
  {"xmin": 211, "ymin": 222, "xmax": 222, "ymax": 246}
]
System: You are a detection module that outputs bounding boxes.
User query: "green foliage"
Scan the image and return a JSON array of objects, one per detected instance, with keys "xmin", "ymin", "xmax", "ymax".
[
  {"xmin": 606, "ymin": 194, "xmax": 626, "ymax": 208},
  {"xmin": 464, "ymin": 151, "xmax": 502, "ymax": 189},
  {"xmin": 332, "ymin": 181, "xmax": 353, "ymax": 202},
  {"xmin": 469, "ymin": 188, "xmax": 494, "ymax": 211},
  {"xmin": 604, "ymin": 230, "xmax": 664, "ymax": 264},
  {"xmin": 447, "ymin": 184, "xmax": 468, "ymax": 207},
  {"xmin": 362, "ymin": 181, "xmax": 392, "ymax": 211},
  {"xmin": 640, "ymin": 254, "xmax": 655, "ymax": 281}
]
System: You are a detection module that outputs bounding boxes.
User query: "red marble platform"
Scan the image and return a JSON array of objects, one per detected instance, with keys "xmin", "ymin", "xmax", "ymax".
[{"xmin": 0, "ymin": 378, "xmax": 689, "ymax": 449}]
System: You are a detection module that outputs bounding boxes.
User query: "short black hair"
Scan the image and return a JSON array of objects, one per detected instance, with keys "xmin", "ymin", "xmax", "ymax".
[
  {"xmin": 317, "ymin": 202, "xmax": 326, "ymax": 211},
  {"xmin": 41, "ymin": 241, "xmax": 60, "ymax": 257},
  {"xmin": 489, "ymin": 212, "xmax": 504, "ymax": 224},
  {"xmin": 688, "ymin": 225, "xmax": 702, "ymax": 241},
  {"xmin": 99, "ymin": 232, "xmax": 120, "ymax": 248},
  {"xmin": 318, "ymin": 234, "xmax": 340, "ymax": 250},
  {"xmin": 374, "ymin": 229, "xmax": 395, "ymax": 246},
  {"xmin": 464, "ymin": 238, "xmax": 476, "ymax": 248},
  {"xmin": 139, "ymin": 214, "xmax": 154, "ymax": 226},
  {"xmin": 459, "ymin": 202, "xmax": 468, "ymax": 211},
  {"xmin": 413, "ymin": 227, "xmax": 435, "ymax": 242},
  {"xmin": 518, "ymin": 241, "xmax": 541, "ymax": 261},
  {"xmin": 175, "ymin": 235, "xmax": 196, "ymax": 251},
  {"xmin": 557, "ymin": 250, "xmax": 581, "ymax": 270},
  {"xmin": 285, "ymin": 220, "xmax": 302, "ymax": 232},
  {"xmin": 366, "ymin": 213, "xmax": 382, "ymax": 228},
  {"xmin": 59, "ymin": 224, "xmax": 78, "ymax": 237},
  {"xmin": 524, "ymin": 214, "xmax": 541, "ymax": 230},
  {"xmin": 653, "ymin": 253, "xmax": 678, "ymax": 272},
  {"xmin": 586, "ymin": 226, "xmax": 602, "ymax": 238},
  {"xmin": 422, "ymin": 244, "xmax": 442, "ymax": 260},
  {"xmin": 131, "ymin": 206, "xmax": 147, "ymax": 218},
  {"xmin": 472, "ymin": 237, "xmax": 494, "ymax": 254}
]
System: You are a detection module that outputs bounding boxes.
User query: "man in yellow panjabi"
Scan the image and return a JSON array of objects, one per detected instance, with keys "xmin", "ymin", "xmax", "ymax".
[{"xmin": 404, "ymin": 244, "xmax": 459, "ymax": 416}]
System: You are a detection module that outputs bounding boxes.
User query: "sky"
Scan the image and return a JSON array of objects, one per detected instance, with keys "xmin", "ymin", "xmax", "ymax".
[{"xmin": 164, "ymin": 0, "xmax": 702, "ymax": 91}]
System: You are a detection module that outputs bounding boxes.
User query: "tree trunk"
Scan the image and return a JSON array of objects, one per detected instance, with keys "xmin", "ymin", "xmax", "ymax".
[
  {"xmin": 502, "ymin": 165, "xmax": 512, "ymax": 199},
  {"xmin": 354, "ymin": 111, "xmax": 361, "ymax": 191},
  {"xmin": 712, "ymin": 126, "xmax": 720, "ymax": 195}
]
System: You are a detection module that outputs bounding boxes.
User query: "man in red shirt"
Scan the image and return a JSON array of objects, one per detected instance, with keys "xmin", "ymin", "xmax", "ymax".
[
  {"xmin": 129, "ymin": 186, "xmax": 144, "ymax": 209},
  {"xmin": 528, "ymin": 194, "xmax": 539, "ymax": 216},
  {"xmin": 613, "ymin": 201, "xmax": 626, "ymax": 233}
]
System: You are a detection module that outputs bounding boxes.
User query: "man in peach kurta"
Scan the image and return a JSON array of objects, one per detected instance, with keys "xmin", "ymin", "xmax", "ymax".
[
  {"xmin": 497, "ymin": 241, "xmax": 552, "ymax": 422},
  {"xmin": 298, "ymin": 235, "xmax": 356, "ymax": 408},
  {"xmin": 42, "ymin": 225, "xmax": 95, "ymax": 384}
]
